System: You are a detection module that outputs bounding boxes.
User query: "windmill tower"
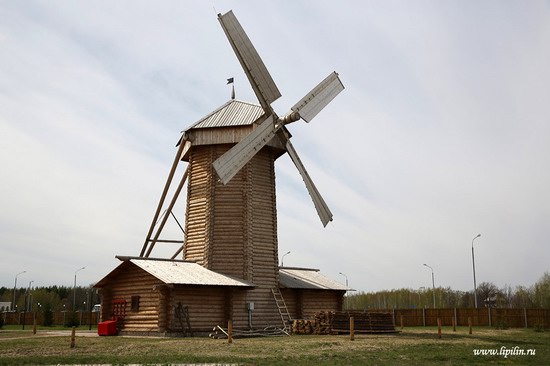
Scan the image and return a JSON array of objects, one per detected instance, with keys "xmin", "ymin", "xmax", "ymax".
[{"xmin": 138, "ymin": 10, "xmax": 344, "ymax": 328}]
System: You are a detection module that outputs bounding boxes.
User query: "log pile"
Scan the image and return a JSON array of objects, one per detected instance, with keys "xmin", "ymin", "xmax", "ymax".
[
  {"xmin": 292, "ymin": 311, "xmax": 398, "ymax": 335},
  {"xmin": 292, "ymin": 319, "xmax": 315, "ymax": 334},
  {"xmin": 292, "ymin": 312, "xmax": 332, "ymax": 334}
]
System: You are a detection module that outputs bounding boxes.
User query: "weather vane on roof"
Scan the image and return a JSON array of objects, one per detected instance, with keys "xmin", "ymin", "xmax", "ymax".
[{"xmin": 227, "ymin": 77, "xmax": 235, "ymax": 99}]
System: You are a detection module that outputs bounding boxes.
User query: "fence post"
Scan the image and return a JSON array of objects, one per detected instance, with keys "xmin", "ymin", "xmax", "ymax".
[
  {"xmin": 487, "ymin": 307, "xmax": 491, "ymax": 327},
  {"xmin": 227, "ymin": 319, "xmax": 232, "ymax": 344},
  {"xmin": 452, "ymin": 316, "xmax": 456, "ymax": 332},
  {"xmin": 392, "ymin": 308, "xmax": 396, "ymax": 327},
  {"xmin": 437, "ymin": 318, "xmax": 442, "ymax": 339},
  {"xmin": 70, "ymin": 326, "xmax": 76, "ymax": 348},
  {"xmin": 350, "ymin": 316, "xmax": 355, "ymax": 341},
  {"xmin": 468, "ymin": 317, "xmax": 472, "ymax": 335},
  {"xmin": 422, "ymin": 308, "xmax": 426, "ymax": 327},
  {"xmin": 400, "ymin": 315, "xmax": 404, "ymax": 329},
  {"xmin": 454, "ymin": 308, "xmax": 457, "ymax": 329},
  {"xmin": 524, "ymin": 308, "xmax": 528, "ymax": 328}
]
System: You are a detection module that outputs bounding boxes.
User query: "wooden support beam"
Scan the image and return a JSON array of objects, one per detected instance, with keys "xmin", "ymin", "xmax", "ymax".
[
  {"xmin": 145, "ymin": 166, "xmax": 189, "ymax": 257},
  {"xmin": 140, "ymin": 138, "xmax": 187, "ymax": 257}
]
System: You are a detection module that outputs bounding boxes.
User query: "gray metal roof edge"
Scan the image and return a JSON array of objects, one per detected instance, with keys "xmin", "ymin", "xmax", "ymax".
[
  {"xmin": 115, "ymin": 255, "xmax": 195, "ymax": 264},
  {"xmin": 170, "ymin": 273, "xmax": 257, "ymax": 288},
  {"xmin": 279, "ymin": 266, "xmax": 320, "ymax": 272},
  {"xmin": 278, "ymin": 268, "xmax": 350, "ymax": 291}
]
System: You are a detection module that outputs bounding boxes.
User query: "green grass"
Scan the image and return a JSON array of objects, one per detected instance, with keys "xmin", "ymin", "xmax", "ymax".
[{"xmin": 0, "ymin": 326, "xmax": 548, "ymax": 365}]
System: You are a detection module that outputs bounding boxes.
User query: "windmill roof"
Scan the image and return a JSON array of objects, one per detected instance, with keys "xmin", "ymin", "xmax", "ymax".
[
  {"xmin": 279, "ymin": 267, "xmax": 350, "ymax": 291},
  {"xmin": 95, "ymin": 257, "xmax": 255, "ymax": 288},
  {"xmin": 184, "ymin": 99, "xmax": 264, "ymax": 131}
]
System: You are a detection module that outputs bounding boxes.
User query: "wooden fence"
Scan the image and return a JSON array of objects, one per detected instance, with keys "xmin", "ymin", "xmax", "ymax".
[
  {"xmin": 2, "ymin": 308, "xmax": 549, "ymax": 329},
  {"xmin": 354, "ymin": 308, "xmax": 550, "ymax": 328},
  {"xmin": 2, "ymin": 311, "xmax": 99, "ymax": 327}
]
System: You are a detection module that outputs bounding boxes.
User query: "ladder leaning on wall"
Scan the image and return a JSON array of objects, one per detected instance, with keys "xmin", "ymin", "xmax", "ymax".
[{"xmin": 271, "ymin": 288, "xmax": 292, "ymax": 333}]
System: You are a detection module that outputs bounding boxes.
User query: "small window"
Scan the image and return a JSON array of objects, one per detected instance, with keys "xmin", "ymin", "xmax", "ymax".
[{"xmin": 131, "ymin": 296, "xmax": 140, "ymax": 311}]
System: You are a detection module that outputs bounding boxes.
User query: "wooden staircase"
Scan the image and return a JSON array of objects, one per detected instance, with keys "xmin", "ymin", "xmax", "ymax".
[{"xmin": 271, "ymin": 288, "xmax": 292, "ymax": 333}]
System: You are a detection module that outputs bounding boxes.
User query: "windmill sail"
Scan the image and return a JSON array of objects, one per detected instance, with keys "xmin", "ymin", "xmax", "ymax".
[
  {"xmin": 218, "ymin": 10, "xmax": 281, "ymax": 112},
  {"xmin": 213, "ymin": 115, "xmax": 281, "ymax": 184},
  {"xmin": 284, "ymin": 139, "xmax": 333, "ymax": 227},
  {"xmin": 291, "ymin": 71, "xmax": 344, "ymax": 123},
  {"xmin": 215, "ymin": 10, "xmax": 342, "ymax": 227}
]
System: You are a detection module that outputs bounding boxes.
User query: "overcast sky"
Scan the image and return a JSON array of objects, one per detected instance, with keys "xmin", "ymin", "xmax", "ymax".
[{"xmin": 1, "ymin": 1, "xmax": 549, "ymax": 294}]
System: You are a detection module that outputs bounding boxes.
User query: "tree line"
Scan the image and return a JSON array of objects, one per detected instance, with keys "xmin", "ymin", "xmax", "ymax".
[
  {"xmin": 0, "ymin": 285, "xmax": 98, "ymax": 313},
  {"xmin": 345, "ymin": 271, "xmax": 550, "ymax": 309}
]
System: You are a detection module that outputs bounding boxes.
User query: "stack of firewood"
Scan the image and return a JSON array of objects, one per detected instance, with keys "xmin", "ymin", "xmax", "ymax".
[
  {"xmin": 292, "ymin": 319, "xmax": 314, "ymax": 334},
  {"xmin": 313, "ymin": 311, "xmax": 333, "ymax": 334},
  {"xmin": 292, "ymin": 311, "xmax": 334, "ymax": 335}
]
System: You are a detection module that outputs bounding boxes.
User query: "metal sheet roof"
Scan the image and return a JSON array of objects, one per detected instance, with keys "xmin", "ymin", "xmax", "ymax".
[
  {"xmin": 95, "ymin": 258, "xmax": 254, "ymax": 288},
  {"xmin": 184, "ymin": 99, "xmax": 264, "ymax": 131},
  {"xmin": 279, "ymin": 268, "xmax": 349, "ymax": 291},
  {"xmin": 131, "ymin": 259, "xmax": 253, "ymax": 286}
]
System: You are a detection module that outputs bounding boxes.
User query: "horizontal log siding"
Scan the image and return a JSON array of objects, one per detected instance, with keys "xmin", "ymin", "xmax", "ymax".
[
  {"xmin": 101, "ymin": 263, "xmax": 162, "ymax": 333},
  {"xmin": 168, "ymin": 286, "xmax": 227, "ymax": 332},
  {"xmin": 231, "ymin": 287, "xmax": 282, "ymax": 329},
  {"xmin": 186, "ymin": 126, "xmax": 285, "ymax": 152},
  {"xmin": 184, "ymin": 146, "xmax": 213, "ymax": 265},
  {"xmin": 280, "ymin": 289, "xmax": 299, "ymax": 319},
  {"xmin": 184, "ymin": 144, "xmax": 279, "ymax": 286},
  {"xmin": 210, "ymin": 145, "xmax": 246, "ymax": 278},
  {"xmin": 301, "ymin": 290, "xmax": 343, "ymax": 319},
  {"xmin": 249, "ymin": 149, "xmax": 278, "ymax": 289}
]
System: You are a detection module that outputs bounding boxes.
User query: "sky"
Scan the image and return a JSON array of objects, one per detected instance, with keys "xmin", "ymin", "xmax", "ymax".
[{"xmin": 1, "ymin": 1, "xmax": 549, "ymax": 294}]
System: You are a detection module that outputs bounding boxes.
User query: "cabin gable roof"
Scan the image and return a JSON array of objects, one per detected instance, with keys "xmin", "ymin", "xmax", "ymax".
[{"xmin": 95, "ymin": 257, "xmax": 255, "ymax": 288}]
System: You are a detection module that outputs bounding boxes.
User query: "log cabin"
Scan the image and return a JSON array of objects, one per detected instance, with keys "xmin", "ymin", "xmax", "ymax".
[{"xmin": 95, "ymin": 257, "xmax": 346, "ymax": 335}]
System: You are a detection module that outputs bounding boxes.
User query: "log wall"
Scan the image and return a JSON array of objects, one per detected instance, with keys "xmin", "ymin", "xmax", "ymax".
[
  {"xmin": 280, "ymin": 289, "xmax": 344, "ymax": 320},
  {"xmin": 184, "ymin": 144, "xmax": 279, "ymax": 284},
  {"xmin": 183, "ymin": 143, "xmax": 282, "ymax": 328},
  {"xmin": 168, "ymin": 286, "xmax": 229, "ymax": 332}
]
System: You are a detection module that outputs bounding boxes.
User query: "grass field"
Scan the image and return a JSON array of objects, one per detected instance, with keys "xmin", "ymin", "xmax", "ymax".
[{"xmin": 0, "ymin": 326, "xmax": 548, "ymax": 365}]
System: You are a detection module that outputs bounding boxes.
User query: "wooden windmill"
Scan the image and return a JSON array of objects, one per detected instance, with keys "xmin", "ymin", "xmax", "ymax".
[{"xmin": 137, "ymin": 10, "xmax": 344, "ymax": 328}]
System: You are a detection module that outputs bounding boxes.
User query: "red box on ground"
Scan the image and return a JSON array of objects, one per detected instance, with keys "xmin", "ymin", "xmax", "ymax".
[{"xmin": 98, "ymin": 320, "xmax": 117, "ymax": 336}]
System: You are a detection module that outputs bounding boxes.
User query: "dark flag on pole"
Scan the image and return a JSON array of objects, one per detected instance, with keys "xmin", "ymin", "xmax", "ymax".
[{"xmin": 227, "ymin": 77, "xmax": 235, "ymax": 99}]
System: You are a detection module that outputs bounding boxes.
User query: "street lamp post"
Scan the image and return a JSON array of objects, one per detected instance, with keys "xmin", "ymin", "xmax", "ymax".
[
  {"xmin": 338, "ymin": 272, "xmax": 349, "ymax": 288},
  {"xmin": 423, "ymin": 264, "xmax": 436, "ymax": 309},
  {"xmin": 13, "ymin": 271, "xmax": 26, "ymax": 311},
  {"xmin": 472, "ymin": 234, "xmax": 481, "ymax": 308},
  {"xmin": 339, "ymin": 272, "xmax": 349, "ymax": 309},
  {"xmin": 73, "ymin": 267, "xmax": 85, "ymax": 310},
  {"xmin": 281, "ymin": 251, "xmax": 291, "ymax": 267},
  {"xmin": 27, "ymin": 281, "xmax": 34, "ymax": 312}
]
